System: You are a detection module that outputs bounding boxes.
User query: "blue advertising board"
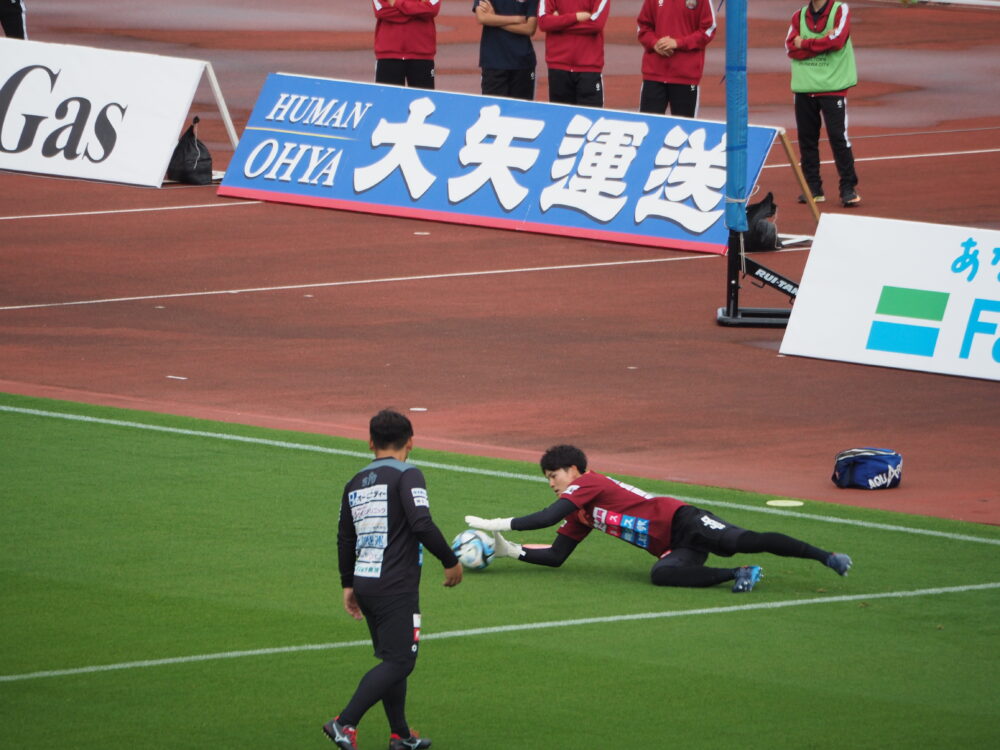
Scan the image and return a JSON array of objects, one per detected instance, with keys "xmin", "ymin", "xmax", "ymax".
[{"xmin": 219, "ymin": 74, "xmax": 778, "ymax": 254}]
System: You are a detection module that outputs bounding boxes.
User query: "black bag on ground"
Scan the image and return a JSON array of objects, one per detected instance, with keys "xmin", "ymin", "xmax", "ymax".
[
  {"xmin": 745, "ymin": 191, "xmax": 782, "ymax": 252},
  {"xmin": 167, "ymin": 116, "xmax": 213, "ymax": 185}
]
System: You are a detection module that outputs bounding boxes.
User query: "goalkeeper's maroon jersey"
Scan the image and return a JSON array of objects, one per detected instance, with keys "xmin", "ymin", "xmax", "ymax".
[{"xmin": 556, "ymin": 471, "xmax": 687, "ymax": 557}]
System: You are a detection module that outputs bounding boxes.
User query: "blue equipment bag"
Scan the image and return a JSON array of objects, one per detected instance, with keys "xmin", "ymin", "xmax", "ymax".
[{"xmin": 832, "ymin": 448, "xmax": 902, "ymax": 490}]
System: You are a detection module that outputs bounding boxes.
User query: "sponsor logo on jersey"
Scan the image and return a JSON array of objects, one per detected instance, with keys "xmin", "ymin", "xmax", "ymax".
[
  {"xmin": 591, "ymin": 506, "xmax": 653, "ymax": 546},
  {"xmin": 349, "ymin": 484, "xmax": 388, "ymax": 506},
  {"xmin": 358, "ymin": 534, "xmax": 388, "ymax": 551},
  {"xmin": 411, "ymin": 487, "xmax": 429, "ymax": 507},
  {"xmin": 354, "ymin": 501, "xmax": 388, "ymax": 531},
  {"xmin": 355, "ymin": 562, "xmax": 383, "ymax": 578}
]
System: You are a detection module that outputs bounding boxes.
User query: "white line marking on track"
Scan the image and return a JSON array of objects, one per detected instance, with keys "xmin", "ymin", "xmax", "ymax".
[
  {"xmin": 2, "ymin": 405, "xmax": 998, "ymax": 548},
  {"xmin": 0, "ymin": 201, "xmax": 260, "ymax": 222},
  {"xmin": 0, "ymin": 255, "xmax": 712, "ymax": 312},
  {"xmin": 763, "ymin": 147, "xmax": 1000, "ymax": 170},
  {"xmin": 2, "ymin": 582, "xmax": 997, "ymax": 683}
]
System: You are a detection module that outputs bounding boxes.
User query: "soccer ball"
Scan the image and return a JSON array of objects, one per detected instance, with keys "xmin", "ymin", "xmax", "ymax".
[{"xmin": 451, "ymin": 529, "xmax": 495, "ymax": 570}]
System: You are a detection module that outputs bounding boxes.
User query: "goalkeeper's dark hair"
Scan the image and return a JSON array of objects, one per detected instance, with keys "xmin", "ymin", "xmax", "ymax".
[
  {"xmin": 540, "ymin": 444, "xmax": 588, "ymax": 474},
  {"xmin": 369, "ymin": 409, "xmax": 413, "ymax": 450}
]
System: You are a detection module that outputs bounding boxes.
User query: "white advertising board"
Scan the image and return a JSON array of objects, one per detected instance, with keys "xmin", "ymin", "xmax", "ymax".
[
  {"xmin": 780, "ymin": 214, "xmax": 1000, "ymax": 381},
  {"xmin": 0, "ymin": 39, "xmax": 205, "ymax": 187}
]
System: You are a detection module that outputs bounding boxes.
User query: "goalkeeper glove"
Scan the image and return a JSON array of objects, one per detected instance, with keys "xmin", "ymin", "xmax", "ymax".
[
  {"xmin": 465, "ymin": 515, "xmax": 513, "ymax": 532},
  {"xmin": 492, "ymin": 531, "xmax": 523, "ymax": 560}
]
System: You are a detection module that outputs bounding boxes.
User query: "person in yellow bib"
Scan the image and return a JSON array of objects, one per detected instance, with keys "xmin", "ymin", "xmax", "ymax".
[{"xmin": 785, "ymin": 0, "xmax": 860, "ymax": 207}]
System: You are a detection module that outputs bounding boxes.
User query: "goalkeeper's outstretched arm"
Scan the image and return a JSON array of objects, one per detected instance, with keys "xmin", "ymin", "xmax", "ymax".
[
  {"xmin": 519, "ymin": 533, "xmax": 579, "ymax": 567},
  {"xmin": 468, "ymin": 495, "xmax": 582, "ymax": 567},
  {"xmin": 490, "ymin": 529, "xmax": 580, "ymax": 567},
  {"xmin": 466, "ymin": 498, "xmax": 577, "ymax": 532}
]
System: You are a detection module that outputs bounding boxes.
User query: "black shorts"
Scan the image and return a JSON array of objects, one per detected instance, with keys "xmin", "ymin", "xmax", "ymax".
[
  {"xmin": 356, "ymin": 591, "xmax": 421, "ymax": 663},
  {"xmin": 639, "ymin": 80, "xmax": 700, "ymax": 118},
  {"xmin": 548, "ymin": 69, "xmax": 603, "ymax": 108},
  {"xmin": 663, "ymin": 505, "xmax": 747, "ymax": 563},
  {"xmin": 376, "ymin": 58, "xmax": 435, "ymax": 90},
  {"xmin": 481, "ymin": 68, "xmax": 536, "ymax": 101}
]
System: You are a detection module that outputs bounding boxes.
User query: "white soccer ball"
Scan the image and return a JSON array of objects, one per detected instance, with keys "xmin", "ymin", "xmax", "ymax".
[{"xmin": 451, "ymin": 529, "xmax": 495, "ymax": 570}]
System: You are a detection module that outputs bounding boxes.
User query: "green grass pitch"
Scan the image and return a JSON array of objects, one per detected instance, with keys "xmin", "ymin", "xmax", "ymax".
[{"xmin": 2, "ymin": 393, "xmax": 998, "ymax": 749}]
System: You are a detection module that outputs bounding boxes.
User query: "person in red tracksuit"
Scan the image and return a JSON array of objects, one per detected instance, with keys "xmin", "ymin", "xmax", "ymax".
[
  {"xmin": 537, "ymin": 0, "xmax": 610, "ymax": 107},
  {"xmin": 372, "ymin": 0, "xmax": 441, "ymax": 89},
  {"xmin": 636, "ymin": 0, "xmax": 717, "ymax": 118}
]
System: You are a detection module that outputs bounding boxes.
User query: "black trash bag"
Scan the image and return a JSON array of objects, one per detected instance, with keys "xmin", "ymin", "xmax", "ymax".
[
  {"xmin": 166, "ymin": 116, "xmax": 213, "ymax": 185},
  {"xmin": 745, "ymin": 191, "xmax": 782, "ymax": 252}
]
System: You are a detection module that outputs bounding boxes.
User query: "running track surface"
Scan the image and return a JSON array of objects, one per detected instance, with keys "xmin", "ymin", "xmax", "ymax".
[{"xmin": 2, "ymin": 1, "xmax": 998, "ymax": 524}]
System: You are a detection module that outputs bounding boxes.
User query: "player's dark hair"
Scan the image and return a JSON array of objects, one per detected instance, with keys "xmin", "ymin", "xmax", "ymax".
[
  {"xmin": 540, "ymin": 444, "xmax": 588, "ymax": 474},
  {"xmin": 369, "ymin": 409, "xmax": 413, "ymax": 450}
]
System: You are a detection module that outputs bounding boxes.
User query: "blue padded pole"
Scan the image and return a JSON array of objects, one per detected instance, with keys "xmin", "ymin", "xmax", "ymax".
[{"xmin": 724, "ymin": 0, "xmax": 749, "ymax": 232}]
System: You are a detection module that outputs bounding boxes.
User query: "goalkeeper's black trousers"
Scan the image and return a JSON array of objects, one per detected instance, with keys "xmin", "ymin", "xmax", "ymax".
[{"xmin": 650, "ymin": 529, "xmax": 831, "ymax": 588}]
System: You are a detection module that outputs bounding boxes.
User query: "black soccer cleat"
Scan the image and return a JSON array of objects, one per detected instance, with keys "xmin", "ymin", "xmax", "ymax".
[
  {"xmin": 323, "ymin": 718, "xmax": 358, "ymax": 750},
  {"xmin": 389, "ymin": 730, "xmax": 432, "ymax": 749}
]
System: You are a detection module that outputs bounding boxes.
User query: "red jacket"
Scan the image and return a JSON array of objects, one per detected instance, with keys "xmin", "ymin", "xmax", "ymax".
[
  {"xmin": 373, "ymin": 0, "xmax": 440, "ymax": 60},
  {"xmin": 785, "ymin": 0, "xmax": 853, "ymax": 96},
  {"xmin": 636, "ymin": 0, "xmax": 716, "ymax": 86},
  {"xmin": 538, "ymin": 0, "xmax": 610, "ymax": 73}
]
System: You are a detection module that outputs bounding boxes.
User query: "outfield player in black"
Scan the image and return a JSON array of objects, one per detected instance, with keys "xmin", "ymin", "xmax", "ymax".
[
  {"xmin": 1, "ymin": 0, "xmax": 27, "ymax": 39},
  {"xmin": 324, "ymin": 410, "xmax": 462, "ymax": 750}
]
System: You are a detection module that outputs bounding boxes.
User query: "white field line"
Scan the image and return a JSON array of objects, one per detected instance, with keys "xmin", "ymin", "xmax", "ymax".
[
  {"xmin": 0, "ymin": 144, "xmax": 991, "ymax": 226},
  {"xmin": 2, "ymin": 405, "xmax": 998, "ymax": 549},
  {"xmin": 2, "ymin": 582, "xmax": 998, "ymax": 683},
  {"xmin": 0, "ymin": 255, "xmax": 712, "ymax": 312},
  {"xmin": 2, "ymin": 405, "xmax": 998, "ymax": 683},
  {"xmin": 761, "ymin": 146, "xmax": 1000, "ymax": 170},
  {"xmin": 0, "ymin": 201, "xmax": 260, "ymax": 222}
]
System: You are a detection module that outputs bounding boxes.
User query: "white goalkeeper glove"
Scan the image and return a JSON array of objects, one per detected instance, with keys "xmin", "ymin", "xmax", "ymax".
[
  {"xmin": 492, "ymin": 531, "xmax": 523, "ymax": 560},
  {"xmin": 464, "ymin": 515, "xmax": 513, "ymax": 532}
]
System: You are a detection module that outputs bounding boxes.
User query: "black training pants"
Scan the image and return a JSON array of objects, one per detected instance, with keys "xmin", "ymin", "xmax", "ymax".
[
  {"xmin": 339, "ymin": 592, "xmax": 420, "ymax": 735},
  {"xmin": 794, "ymin": 92, "xmax": 858, "ymax": 197}
]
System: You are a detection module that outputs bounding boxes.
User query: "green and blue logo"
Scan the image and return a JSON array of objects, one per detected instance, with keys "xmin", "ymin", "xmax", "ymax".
[{"xmin": 866, "ymin": 286, "xmax": 950, "ymax": 357}]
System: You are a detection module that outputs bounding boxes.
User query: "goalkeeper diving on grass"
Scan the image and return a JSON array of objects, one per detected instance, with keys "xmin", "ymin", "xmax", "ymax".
[{"xmin": 466, "ymin": 445, "xmax": 852, "ymax": 592}]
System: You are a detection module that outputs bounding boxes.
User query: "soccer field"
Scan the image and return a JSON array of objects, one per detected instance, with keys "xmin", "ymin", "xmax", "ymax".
[{"xmin": 2, "ymin": 394, "xmax": 998, "ymax": 749}]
